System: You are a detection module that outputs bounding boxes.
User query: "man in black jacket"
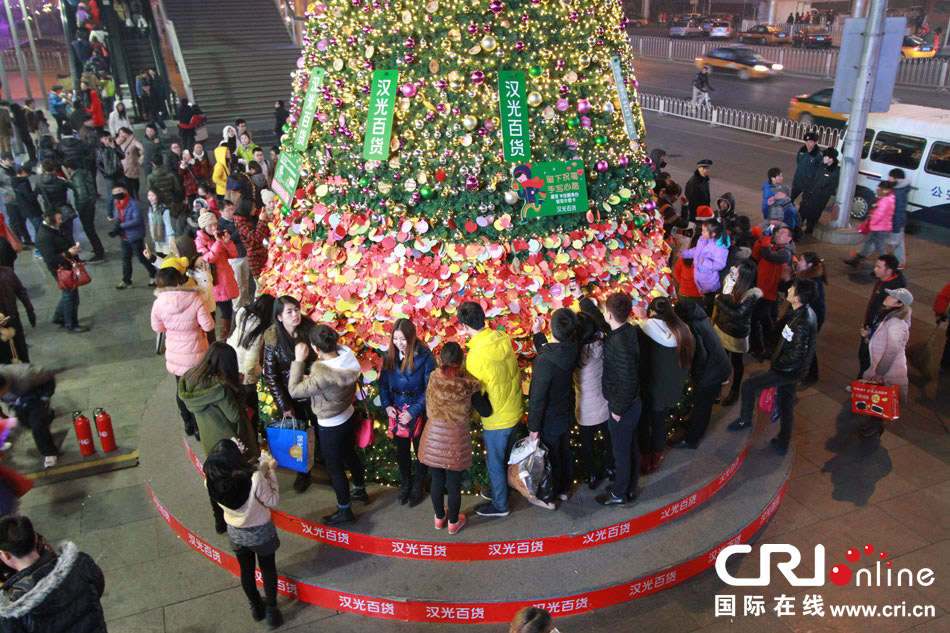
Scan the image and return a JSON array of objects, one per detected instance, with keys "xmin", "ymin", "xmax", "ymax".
[
  {"xmin": 791, "ymin": 132, "xmax": 822, "ymax": 203},
  {"xmin": 855, "ymin": 254, "xmax": 907, "ymax": 379},
  {"xmin": 582, "ymin": 292, "xmax": 643, "ymax": 506},
  {"xmin": 0, "ymin": 516, "xmax": 106, "ymax": 632},
  {"xmin": 684, "ymin": 159, "xmax": 712, "ymax": 222},
  {"xmin": 34, "ymin": 208, "xmax": 89, "ymax": 334},
  {"xmin": 96, "ymin": 132, "xmax": 125, "ymax": 221},
  {"xmin": 35, "ymin": 159, "xmax": 73, "ymax": 241},
  {"xmin": 798, "ymin": 147, "xmax": 839, "ymax": 234},
  {"xmin": 528, "ymin": 308, "xmax": 580, "ymax": 501},
  {"xmin": 728, "ymin": 279, "xmax": 818, "ymax": 455}
]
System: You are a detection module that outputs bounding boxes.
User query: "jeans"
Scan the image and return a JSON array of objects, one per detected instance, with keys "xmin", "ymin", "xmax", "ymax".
[
  {"xmin": 121, "ymin": 238, "xmax": 156, "ymax": 284},
  {"xmin": 77, "ymin": 204, "xmax": 104, "ymax": 257},
  {"xmin": 858, "ymin": 230, "xmax": 889, "ymax": 258},
  {"xmin": 738, "ymin": 370, "xmax": 798, "ymax": 449},
  {"xmin": 318, "ymin": 414, "xmax": 365, "ymax": 509},
  {"xmin": 216, "ymin": 300, "xmax": 234, "ymax": 320},
  {"xmin": 13, "ymin": 378, "xmax": 58, "ymax": 456},
  {"xmin": 885, "ymin": 229, "xmax": 905, "ymax": 266},
  {"xmin": 126, "ymin": 177, "xmax": 140, "ymax": 201},
  {"xmin": 683, "ymin": 382, "xmax": 721, "ymax": 445},
  {"xmin": 540, "ymin": 430, "xmax": 573, "ymax": 497},
  {"xmin": 2, "ymin": 203, "xmax": 31, "ymax": 244},
  {"xmin": 483, "ymin": 424, "xmax": 518, "ymax": 512},
  {"xmin": 430, "ymin": 468, "xmax": 463, "ymax": 523},
  {"xmin": 53, "ymin": 288, "xmax": 79, "ymax": 329},
  {"xmin": 578, "ymin": 421, "xmax": 613, "ymax": 477},
  {"xmin": 639, "ymin": 407, "xmax": 670, "ymax": 454},
  {"xmin": 234, "ymin": 548, "xmax": 278, "ymax": 608},
  {"xmin": 607, "ymin": 398, "xmax": 642, "ymax": 499},
  {"xmin": 229, "ymin": 257, "xmax": 250, "ymax": 309}
]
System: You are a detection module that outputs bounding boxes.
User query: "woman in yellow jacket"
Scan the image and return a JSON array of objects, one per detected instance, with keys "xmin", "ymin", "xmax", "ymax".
[{"xmin": 212, "ymin": 143, "xmax": 231, "ymax": 197}]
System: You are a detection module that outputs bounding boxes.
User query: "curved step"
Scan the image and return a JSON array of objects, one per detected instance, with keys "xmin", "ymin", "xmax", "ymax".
[
  {"xmin": 148, "ymin": 428, "xmax": 793, "ymax": 623},
  {"xmin": 177, "ymin": 401, "xmax": 753, "ymax": 561}
]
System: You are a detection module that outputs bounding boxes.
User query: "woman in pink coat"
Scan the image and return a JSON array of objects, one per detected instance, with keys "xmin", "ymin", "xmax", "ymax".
[
  {"xmin": 862, "ymin": 288, "xmax": 912, "ymax": 401},
  {"xmin": 195, "ymin": 210, "xmax": 239, "ymax": 341},
  {"xmin": 150, "ymin": 258, "xmax": 214, "ymax": 438},
  {"xmin": 846, "ymin": 181, "xmax": 896, "ymax": 267}
]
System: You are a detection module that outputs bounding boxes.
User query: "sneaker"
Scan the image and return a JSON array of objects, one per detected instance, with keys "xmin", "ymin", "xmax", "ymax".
[
  {"xmin": 350, "ymin": 486, "xmax": 369, "ymax": 503},
  {"xmin": 595, "ymin": 491, "xmax": 626, "ymax": 507},
  {"xmin": 727, "ymin": 418, "xmax": 752, "ymax": 431},
  {"xmin": 115, "ymin": 281, "xmax": 130, "ymax": 290},
  {"xmin": 88, "ymin": 254, "xmax": 106, "ymax": 264},
  {"xmin": 448, "ymin": 513, "xmax": 467, "ymax": 535},
  {"xmin": 843, "ymin": 255, "xmax": 863, "ymax": 267},
  {"xmin": 66, "ymin": 326, "xmax": 90, "ymax": 334},
  {"xmin": 44, "ymin": 455, "xmax": 59, "ymax": 469},
  {"xmin": 474, "ymin": 502, "xmax": 509, "ymax": 517},
  {"xmin": 479, "ymin": 489, "xmax": 493, "ymax": 501},
  {"xmin": 558, "ymin": 493, "xmax": 569, "ymax": 501},
  {"xmin": 770, "ymin": 438, "xmax": 788, "ymax": 456},
  {"xmin": 434, "ymin": 513, "xmax": 447, "ymax": 530},
  {"xmin": 33, "ymin": 251, "xmax": 43, "ymax": 260}
]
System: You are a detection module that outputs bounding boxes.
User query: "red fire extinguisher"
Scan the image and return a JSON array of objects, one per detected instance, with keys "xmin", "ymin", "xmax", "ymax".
[
  {"xmin": 72, "ymin": 412, "xmax": 96, "ymax": 457},
  {"xmin": 93, "ymin": 408, "xmax": 117, "ymax": 452}
]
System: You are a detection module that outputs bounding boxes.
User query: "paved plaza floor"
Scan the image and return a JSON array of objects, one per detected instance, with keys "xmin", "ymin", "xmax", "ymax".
[{"xmin": 5, "ymin": 169, "xmax": 949, "ymax": 631}]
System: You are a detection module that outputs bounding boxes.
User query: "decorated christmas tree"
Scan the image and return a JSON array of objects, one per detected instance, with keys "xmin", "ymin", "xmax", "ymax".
[{"xmin": 258, "ymin": 0, "xmax": 674, "ymax": 486}]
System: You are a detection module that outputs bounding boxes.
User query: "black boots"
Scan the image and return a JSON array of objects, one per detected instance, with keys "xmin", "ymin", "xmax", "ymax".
[
  {"xmin": 408, "ymin": 461, "xmax": 426, "ymax": 507},
  {"xmin": 323, "ymin": 506, "xmax": 355, "ymax": 526},
  {"xmin": 350, "ymin": 485, "xmax": 369, "ymax": 504},
  {"xmin": 292, "ymin": 471, "xmax": 312, "ymax": 494},
  {"xmin": 249, "ymin": 594, "xmax": 265, "ymax": 621},
  {"xmin": 398, "ymin": 477, "xmax": 411, "ymax": 505},
  {"xmin": 265, "ymin": 604, "xmax": 284, "ymax": 629}
]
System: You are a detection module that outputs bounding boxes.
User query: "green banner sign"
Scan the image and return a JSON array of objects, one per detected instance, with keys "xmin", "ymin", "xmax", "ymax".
[
  {"xmin": 497, "ymin": 70, "xmax": 531, "ymax": 162},
  {"xmin": 293, "ymin": 67, "xmax": 326, "ymax": 152},
  {"xmin": 511, "ymin": 160, "xmax": 587, "ymax": 220},
  {"xmin": 271, "ymin": 150, "xmax": 302, "ymax": 207},
  {"xmin": 610, "ymin": 56, "xmax": 639, "ymax": 141},
  {"xmin": 362, "ymin": 69, "xmax": 399, "ymax": 161}
]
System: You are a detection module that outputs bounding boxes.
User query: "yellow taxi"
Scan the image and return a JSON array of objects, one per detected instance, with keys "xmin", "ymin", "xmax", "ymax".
[
  {"xmin": 694, "ymin": 47, "xmax": 784, "ymax": 80},
  {"xmin": 901, "ymin": 36, "xmax": 936, "ymax": 58},
  {"xmin": 786, "ymin": 88, "xmax": 847, "ymax": 128}
]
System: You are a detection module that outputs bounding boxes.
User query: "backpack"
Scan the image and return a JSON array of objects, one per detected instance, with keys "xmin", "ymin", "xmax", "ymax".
[{"xmin": 99, "ymin": 148, "xmax": 122, "ymax": 179}]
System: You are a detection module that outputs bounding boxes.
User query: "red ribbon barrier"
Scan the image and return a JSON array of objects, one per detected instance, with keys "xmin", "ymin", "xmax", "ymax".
[
  {"xmin": 183, "ymin": 436, "xmax": 752, "ymax": 561},
  {"xmin": 148, "ymin": 475, "xmax": 789, "ymax": 623}
]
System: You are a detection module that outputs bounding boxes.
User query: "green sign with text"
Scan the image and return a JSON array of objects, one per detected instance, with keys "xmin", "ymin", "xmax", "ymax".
[
  {"xmin": 497, "ymin": 70, "xmax": 531, "ymax": 162},
  {"xmin": 362, "ymin": 69, "xmax": 399, "ymax": 161},
  {"xmin": 293, "ymin": 67, "xmax": 326, "ymax": 152},
  {"xmin": 271, "ymin": 150, "xmax": 302, "ymax": 207},
  {"xmin": 511, "ymin": 160, "xmax": 587, "ymax": 220}
]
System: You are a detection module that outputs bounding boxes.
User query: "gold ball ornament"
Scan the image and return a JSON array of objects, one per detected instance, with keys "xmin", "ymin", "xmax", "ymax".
[
  {"xmin": 527, "ymin": 91, "xmax": 542, "ymax": 107},
  {"xmin": 504, "ymin": 191, "xmax": 520, "ymax": 205},
  {"xmin": 462, "ymin": 115, "xmax": 478, "ymax": 130},
  {"xmin": 480, "ymin": 35, "xmax": 497, "ymax": 52}
]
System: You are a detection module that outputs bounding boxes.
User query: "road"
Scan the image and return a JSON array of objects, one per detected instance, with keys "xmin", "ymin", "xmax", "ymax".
[{"xmin": 629, "ymin": 56, "xmax": 950, "ymax": 117}]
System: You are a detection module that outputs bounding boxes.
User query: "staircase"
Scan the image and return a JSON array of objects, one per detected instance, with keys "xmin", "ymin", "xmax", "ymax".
[{"xmin": 161, "ymin": 0, "xmax": 300, "ymax": 145}]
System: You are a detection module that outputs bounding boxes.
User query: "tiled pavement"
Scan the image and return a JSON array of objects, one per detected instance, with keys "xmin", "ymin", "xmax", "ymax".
[{"xmin": 5, "ymin": 187, "xmax": 950, "ymax": 631}]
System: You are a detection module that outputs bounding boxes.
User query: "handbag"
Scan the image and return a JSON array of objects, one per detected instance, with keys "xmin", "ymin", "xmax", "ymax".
[
  {"xmin": 850, "ymin": 380, "xmax": 899, "ymax": 420},
  {"xmin": 758, "ymin": 387, "xmax": 776, "ymax": 413},
  {"xmin": 856, "ymin": 218, "xmax": 871, "ymax": 235},
  {"xmin": 354, "ymin": 382, "xmax": 376, "ymax": 448},
  {"xmin": 56, "ymin": 258, "xmax": 91, "ymax": 291},
  {"xmin": 195, "ymin": 121, "xmax": 209, "ymax": 142}
]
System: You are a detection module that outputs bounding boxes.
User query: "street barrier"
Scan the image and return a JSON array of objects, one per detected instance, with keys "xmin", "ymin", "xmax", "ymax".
[
  {"xmin": 639, "ymin": 92, "xmax": 843, "ymax": 147},
  {"xmin": 629, "ymin": 34, "xmax": 949, "ymax": 89}
]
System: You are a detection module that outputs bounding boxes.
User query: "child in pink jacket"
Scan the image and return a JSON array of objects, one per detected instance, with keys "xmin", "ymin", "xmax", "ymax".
[
  {"xmin": 195, "ymin": 210, "xmax": 239, "ymax": 341},
  {"xmin": 846, "ymin": 181, "xmax": 896, "ymax": 267},
  {"xmin": 150, "ymin": 257, "xmax": 214, "ymax": 438}
]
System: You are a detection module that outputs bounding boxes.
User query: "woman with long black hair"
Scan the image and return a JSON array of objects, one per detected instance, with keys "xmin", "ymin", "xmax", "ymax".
[
  {"xmin": 637, "ymin": 296, "xmax": 694, "ymax": 475},
  {"xmin": 713, "ymin": 259, "xmax": 761, "ymax": 405},
  {"xmin": 262, "ymin": 295, "xmax": 317, "ymax": 493},
  {"xmin": 204, "ymin": 439, "xmax": 283, "ymax": 628},
  {"xmin": 227, "ymin": 294, "xmax": 276, "ymax": 430}
]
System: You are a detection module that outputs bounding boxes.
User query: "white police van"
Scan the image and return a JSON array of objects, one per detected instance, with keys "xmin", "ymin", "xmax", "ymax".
[{"xmin": 845, "ymin": 104, "xmax": 950, "ymax": 227}]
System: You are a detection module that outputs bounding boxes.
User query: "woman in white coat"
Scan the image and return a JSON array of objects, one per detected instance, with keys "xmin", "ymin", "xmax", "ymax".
[
  {"xmin": 574, "ymin": 305, "xmax": 614, "ymax": 489},
  {"xmin": 860, "ymin": 288, "xmax": 912, "ymax": 437}
]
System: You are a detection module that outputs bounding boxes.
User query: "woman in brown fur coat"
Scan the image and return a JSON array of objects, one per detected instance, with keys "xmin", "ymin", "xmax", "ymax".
[{"xmin": 419, "ymin": 343, "xmax": 491, "ymax": 535}]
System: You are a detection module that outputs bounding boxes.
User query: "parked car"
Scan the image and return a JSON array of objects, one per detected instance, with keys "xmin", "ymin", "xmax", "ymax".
[
  {"xmin": 738, "ymin": 24, "xmax": 790, "ymax": 45},
  {"xmin": 787, "ymin": 88, "xmax": 847, "ymax": 128},
  {"xmin": 628, "ymin": 14, "xmax": 648, "ymax": 27},
  {"xmin": 900, "ymin": 36, "xmax": 936, "ymax": 58},
  {"xmin": 695, "ymin": 47, "xmax": 784, "ymax": 80},
  {"xmin": 792, "ymin": 27, "xmax": 833, "ymax": 48},
  {"xmin": 708, "ymin": 21, "xmax": 734, "ymax": 39},
  {"xmin": 670, "ymin": 19, "xmax": 704, "ymax": 38}
]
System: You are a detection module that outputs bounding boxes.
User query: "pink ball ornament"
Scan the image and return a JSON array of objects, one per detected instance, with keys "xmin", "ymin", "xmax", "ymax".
[
  {"xmin": 405, "ymin": 37, "xmax": 416, "ymax": 48},
  {"xmin": 471, "ymin": 70, "xmax": 486, "ymax": 85},
  {"xmin": 465, "ymin": 176, "xmax": 481, "ymax": 191},
  {"xmin": 515, "ymin": 41, "xmax": 525, "ymax": 51},
  {"xmin": 489, "ymin": 0, "xmax": 504, "ymax": 14},
  {"xmin": 296, "ymin": 57, "xmax": 305, "ymax": 68},
  {"xmin": 579, "ymin": 116, "xmax": 591, "ymax": 128},
  {"xmin": 556, "ymin": 99, "xmax": 569, "ymax": 111},
  {"xmin": 559, "ymin": 84, "xmax": 570, "ymax": 95},
  {"xmin": 596, "ymin": 160, "xmax": 609, "ymax": 172},
  {"xmin": 467, "ymin": 23, "xmax": 478, "ymax": 34},
  {"xmin": 577, "ymin": 99, "xmax": 591, "ymax": 114},
  {"xmin": 618, "ymin": 156, "xmax": 630, "ymax": 167}
]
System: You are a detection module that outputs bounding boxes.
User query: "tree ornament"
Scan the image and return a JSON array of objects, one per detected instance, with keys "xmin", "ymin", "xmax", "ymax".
[
  {"xmin": 401, "ymin": 83, "xmax": 418, "ymax": 97},
  {"xmin": 419, "ymin": 185, "xmax": 435, "ymax": 199},
  {"xmin": 462, "ymin": 115, "xmax": 478, "ymax": 130},
  {"xmin": 595, "ymin": 135, "xmax": 608, "ymax": 145},
  {"xmin": 465, "ymin": 176, "xmax": 481, "ymax": 191},
  {"xmin": 470, "ymin": 70, "xmax": 486, "ymax": 85},
  {"xmin": 480, "ymin": 35, "xmax": 497, "ymax": 52},
  {"xmin": 577, "ymin": 99, "xmax": 591, "ymax": 114},
  {"xmin": 489, "ymin": 0, "xmax": 504, "ymax": 14},
  {"xmin": 528, "ymin": 65, "xmax": 543, "ymax": 77},
  {"xmin": 567, "ymin": 116, "xmax": 580, "ymax": 129},
  {"xmin": 596, "ymin": 160, "xmax": 609, "ymax": 172},
  {"xmin": 526, "ymin": 91, "xmax": 542, "ymax": 107}
]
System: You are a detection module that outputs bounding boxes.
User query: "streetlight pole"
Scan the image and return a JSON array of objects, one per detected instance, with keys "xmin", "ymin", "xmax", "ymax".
[
  {"xmin": 2, "ymin": 0, "xmax": 32, "ymax": 100},
  {"xmin": 18, "ymin": 0, "xmax": 45, "ymax": 96},
  {"xmin": 830, "ymin": 0, "xmax": 888, "ymax": 228}
]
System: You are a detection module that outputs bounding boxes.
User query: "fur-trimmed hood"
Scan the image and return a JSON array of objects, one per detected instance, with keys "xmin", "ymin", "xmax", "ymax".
[
  {"xmin": 152, "ymin": 284, "xmax": 203, "ymax": 299},
  {"xmin": 0, "ymin": 542, "xmax": 79, "ymax": 617},
  {"xmin": 740, "ymin": 286, "xmax": 763, "ymax": 303}
]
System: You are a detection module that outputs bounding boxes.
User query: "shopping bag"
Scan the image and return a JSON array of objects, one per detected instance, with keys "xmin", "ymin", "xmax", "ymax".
[
  {"xmin": 508, "ymin": 436, "xmax": 538, "ymax": 465},
  {"xmin": 265, "ymin": 418, "xmax": 315, "ymax": 472},
  {"xmin": 758, "ymin": 387, "xmax": 776, "ymax": 413},
  {"xmin": 353, "ymin": 382, "xmax": 376, "ymax": 448},
  {"xmin": 195, "ymin": 122, "xmax": 209, "ymax": 143},
  {"xmin": 850, "ymin": 380, "xmax": 899, "ymax": 420},
  {"xmin": 507, "ymin": 439, "xmax": 555, "ymax": 510},
  {"xmin": 856, "ymin": 218, "xmax": 871, "ymax": 235}
]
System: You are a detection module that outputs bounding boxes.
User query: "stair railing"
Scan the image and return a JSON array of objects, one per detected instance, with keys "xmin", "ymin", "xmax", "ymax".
[
  {"xmin": 275, "ymin": 0, "xmax": 305, "ymax": 45},
  {"xmin": 148, "ymin": 0, "xmax": 194, "ymax": 105}
]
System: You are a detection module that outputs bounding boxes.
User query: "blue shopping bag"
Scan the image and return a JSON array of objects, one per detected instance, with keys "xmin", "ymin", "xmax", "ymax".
[{"xmin": 265, "ymin": 418, "xmax": 315, "ymax": 473}]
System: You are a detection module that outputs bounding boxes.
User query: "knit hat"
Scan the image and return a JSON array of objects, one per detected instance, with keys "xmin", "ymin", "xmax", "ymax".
[
  {"xmin": 198, "ymin": 210, "xmax": 217, "ymax": 231},
  {"xmin": 695, "ymin": 205, "xmax": 716, "ymax": 221},
  {"xmin": 261, "ymin": 189, "xmax": 276, "ymax": 207},
  {"xmin": 160, "ymin": 256, "xmax": 189, "ymax": 275}
]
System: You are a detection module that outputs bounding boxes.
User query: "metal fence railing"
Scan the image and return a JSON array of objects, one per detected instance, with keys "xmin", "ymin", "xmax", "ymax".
[
  {"xmin": 629, "ymin": 34, "xmax": 949, "ymax": 90},
  {"xmin": 1, "ymin": 48, "xmax": 67, "ymax": 71},
  {"xmin": 639, "ymin": 92, "xmax": 844, "ymax": 147}
]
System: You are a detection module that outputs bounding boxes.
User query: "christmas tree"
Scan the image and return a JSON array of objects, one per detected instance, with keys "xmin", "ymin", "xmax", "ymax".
[{"xmin": 258, "ymin": 0, "xmax": 674, "ymax": 487}]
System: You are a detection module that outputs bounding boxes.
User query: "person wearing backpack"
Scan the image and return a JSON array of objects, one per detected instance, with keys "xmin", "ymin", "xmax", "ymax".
[{"xmin": 96, "ymin": 131, "xmax": 125, "ymax": 220}]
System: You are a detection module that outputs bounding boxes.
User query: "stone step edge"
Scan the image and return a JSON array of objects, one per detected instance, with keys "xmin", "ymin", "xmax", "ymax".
[
  {"xmin": 181, "ymin": 424, "xmax": 753, "ymax": 562},
  {"xmin": 147, "ymin": 457, "xmax": 790, "ymax": 624}
]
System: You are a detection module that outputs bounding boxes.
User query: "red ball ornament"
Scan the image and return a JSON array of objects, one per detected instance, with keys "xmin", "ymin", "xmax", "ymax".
[
  {"xmin": 294, "ymin": 188, "xmax": 306, "ymax": 199},
  {"xmin": 435, "ymin": 169, "xmax": 447, "ymax": 182}
]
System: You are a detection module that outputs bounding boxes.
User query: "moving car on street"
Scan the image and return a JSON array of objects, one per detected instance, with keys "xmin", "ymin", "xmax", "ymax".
[
  {"xmin": 787, "ymin": 88, "xmax": 847, "ymax": 128},
  {"xmin": 695, "ymin": 47, "xmax": 784, "ymax": 80},
  {"xmin": 900, "ymin": 36, "xmax": 936, "ymax": 58},
  {"xmin": 670, "ymin": 19, "xmax": 704, "ymax": 38}
]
